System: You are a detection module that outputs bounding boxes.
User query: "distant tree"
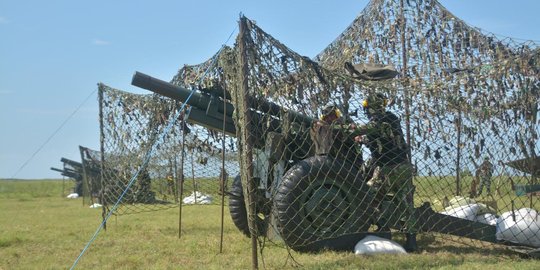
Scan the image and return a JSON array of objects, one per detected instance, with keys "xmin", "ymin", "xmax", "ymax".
[{"xmin": 460, "ymin": 169, "xmax": 472, "ymax": 177}]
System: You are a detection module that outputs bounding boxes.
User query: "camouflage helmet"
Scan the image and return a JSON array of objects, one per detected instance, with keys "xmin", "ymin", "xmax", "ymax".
[
  {"xmin": 319, "ymin": 104, "xmax": 342, "ymax": 122},
  {"xmin": 362, "ymin": 93, "xmax": 387, "ymax": 116}
]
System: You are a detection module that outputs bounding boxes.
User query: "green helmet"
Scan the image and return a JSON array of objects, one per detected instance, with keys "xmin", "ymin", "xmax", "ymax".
[
  {"xmin": 319, "ymin": 104, "xmax": 342, "ymax": 122},
  {"xmin": 362, "ymin": 93, "xmax": 387, "ymax": 116}
]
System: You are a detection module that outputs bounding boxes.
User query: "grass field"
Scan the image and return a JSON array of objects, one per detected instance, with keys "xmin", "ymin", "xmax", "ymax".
[{"xmin": 1, "ymin": 179, "xmax": 539, "ymax": 270}]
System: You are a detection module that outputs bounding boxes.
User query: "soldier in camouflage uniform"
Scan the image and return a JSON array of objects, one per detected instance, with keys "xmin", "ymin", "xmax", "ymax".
[
  {"xmin": 347, "ymin": 93, "xmax": 417, "ymax": 252},
  {"xmin": 311, "ymin": 104, "xmax": 363, "ymax": 166},
  {"xmin": 477, "ymin": 156, "xmax": 493, "ymax": 196}
]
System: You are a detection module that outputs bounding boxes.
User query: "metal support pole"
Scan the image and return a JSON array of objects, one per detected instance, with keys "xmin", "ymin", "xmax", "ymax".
[
  {"xmin": 238, "ymin": 16, "xmax": 258, "ymax": 270},
  {"xmin": 456, "ymin": 111, "xmax": 462, "ymax": 196},
  {"xmin": 178, "ymin": 111, "xmax": 186, "ymax": 239},
  {"xmin": 400, "ymin": 0, "xmax": 412, "ymax": 162},
  {"xmin": 191, "ymin": 151, "xmax": 197, "ymax": 204},
  {"xmin": 219, "ymin": 83, "xmax": 228, "ymax": 253},
  {"xmin": 97, "ymin": 84, "xmax": 107, "ymax": 230}
]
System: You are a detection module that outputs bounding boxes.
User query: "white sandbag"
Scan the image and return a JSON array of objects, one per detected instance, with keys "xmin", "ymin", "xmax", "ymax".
[
  {"xmin": 496, "ymin": 208, "xmax": 540, "ymax": 247},
  {"xmin": 89, "ymin": 203, "xmax": 102, "ymax": 208},
  {"xmin": 475, "ymin": 213, "xmax": 498, "ymax": 226},
  {"xmin": 440, "ymin": 199, "xmax": 497, "ymax": 221},
  {"xmin": 448, "ymin": 196, "xmax": 476, "ymax": 208},
  {"xmin": 440, "ymin": 203, "xmax": 481, "ymax": 221},
  {"xmin": 182, "ymin": 191, "xmax": 213, "ymax": 205},
  {"xmin": 66, "ymin": 193, "xmax": 79, "ymax": 199},
  {"xmin": 354, "ymin": 235, "xmax": 407, "ymax": 255}
]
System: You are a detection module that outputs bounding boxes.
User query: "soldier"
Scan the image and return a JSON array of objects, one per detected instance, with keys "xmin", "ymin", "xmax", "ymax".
[
  {"xmin": 311, "ymin": 104, "xmax": 362, "ymax": 166},
  {"xmin": 477, "ymin": 156, "xmax": 493, "ymax": 196},
  {"xmin": 348, "ymin": 93, "xmax": 417, "ymax": 252}
]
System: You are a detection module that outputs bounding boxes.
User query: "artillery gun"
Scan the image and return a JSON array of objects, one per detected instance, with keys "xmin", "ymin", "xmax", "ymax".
[
  {"xmin": 131, "ymin": 72, "xmax": 540, "ymax": 255},
  {"xmin": 51, "ymin": 157, "xmax": 84, "ymax": 195}
]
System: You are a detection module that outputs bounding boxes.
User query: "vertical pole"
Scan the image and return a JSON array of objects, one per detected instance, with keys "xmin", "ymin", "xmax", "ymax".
[
  {"xmin": 178, "ymin": 111, "xmax": 186, "ymax": 239},
  {"xmin": 78, "ymin": 146, "xmax": 88, "ymax": 207},
  {"xmin": 219, "ymin": 85, "xmax": 228, "ymax": 253},
  {"xmin": 238, "ymin": 16, "xmax": 259, "ymax": 270},
  {"xmin": 532, "ymin": 160, "xmax": 537, "ymax": 209},
  {"xmin": 62, "ymin": 175, "xmax": 65, "ymax": 197},
  {"xmin": 191, "ymin": 151, "xmax": 197, "ymax": 204},
  {"xmin": 173, "ymin": 156, "xmax": 178, "ymax": 204},
  {"xmin": 400, "ymin": 0, "xmax": 412, "ymax": 162},
  {"xmin": 97, "ymin": 84, "xmax": 107, "ymax": 230},
  {"xmin": 456, "ymin": 111, "xmax": 462, "ymax": 196}
]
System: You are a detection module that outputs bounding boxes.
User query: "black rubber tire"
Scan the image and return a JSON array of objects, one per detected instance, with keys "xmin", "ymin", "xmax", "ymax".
[
  {"xmin": 274, "ymin": 155, "xmax": 375, "ymax": 252},
  {"xmin": 228, "ymin": 175, "xmax": 266, "ymax": 237}
]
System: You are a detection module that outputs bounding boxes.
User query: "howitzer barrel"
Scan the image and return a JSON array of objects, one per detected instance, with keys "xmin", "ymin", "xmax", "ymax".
[
  {"xmin": 50, "ymin": 167, "xmax": 82, "ymax": 179},
  {"xmin": 132, "ymin": 71, "xmax": 237, "ymax": 135},
  {"xmin": 50, "ymin": 167, "xmax": 65, "ymax": 173},
  {"xmin": 60, "ymin": 158, "xmax": 82, "ymax": 169},
  {"xmin": 132, "ymin": 71, "xmax": 235, "ymax": 118},
  {"xmin": 131, "ymin": 72, "xmax": 314, "ymax": 127},
  {"xmin": 132, "ymin": 72, "xmax": 315, "ymax": 154}
]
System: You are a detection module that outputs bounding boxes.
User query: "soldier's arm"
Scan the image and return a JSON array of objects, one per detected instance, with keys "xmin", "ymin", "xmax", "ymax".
[
  {"xmin": 351, "ymin": 122, "xmax": 380, "ymax": 136},
  {"xmin": 330, "ymin": 122, "xmax": 376, "ymax": 141}
]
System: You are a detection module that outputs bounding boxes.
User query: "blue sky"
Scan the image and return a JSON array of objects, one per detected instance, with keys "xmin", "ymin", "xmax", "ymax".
[{"xmin": 1, "ymin": 0, "xmax": 539, "ymax": 179}]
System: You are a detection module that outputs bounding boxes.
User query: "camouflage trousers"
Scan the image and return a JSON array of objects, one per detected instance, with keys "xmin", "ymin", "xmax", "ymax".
[
  {"xmin": 477, "ymin": 175, "xmax": 492, "ymax": 195},
  {"xmin": 367, "ymin": 162, "xmax": 417, "ymax": 233}
]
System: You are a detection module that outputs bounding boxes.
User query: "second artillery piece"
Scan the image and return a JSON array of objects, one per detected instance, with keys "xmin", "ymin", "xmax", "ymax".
[
  {"xmin": 51, "ymin": 157, "xmax": 85, "ymax": 196},
  {"xmin": 131, "ymin": 71, "xmax": 540, "ymax": 254}
]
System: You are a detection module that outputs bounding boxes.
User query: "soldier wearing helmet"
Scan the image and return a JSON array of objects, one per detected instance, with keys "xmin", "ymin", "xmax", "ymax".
[
  {"xmin": 348, "ymin": 93, "xmax": 417, "ymax": 252},
  {"xmin": 319, "ymin": 104, "xmax": 343, "ymax": 123},
  {"xmin": 476, "ymin": 156, "xmax": 493, "ymax": 196},
  {"xmin": 311, "ymin": 104, "xmax": 363, "ymax": 166},
  {"xmin": 353, "ymin": 93, "xmax": 408, "ymax": 166}
]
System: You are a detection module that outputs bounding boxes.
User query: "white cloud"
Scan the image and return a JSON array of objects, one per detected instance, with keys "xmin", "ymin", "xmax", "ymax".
[
  {"xmin": 0, "ymin": 16, "xmax": 8, "ymax": 24},
  {"xmin": 93, "ymin": 39, "xmax": 110, "ymax": 46},
  {"xmin": 16, "ymin": 108, "xmax": 65, "ymax": 115}
]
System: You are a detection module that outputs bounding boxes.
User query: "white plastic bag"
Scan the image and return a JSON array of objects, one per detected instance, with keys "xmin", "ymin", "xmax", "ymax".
[
  {"xmin": 182, "ymin": 191, "xmax": 213, "ymax": 205},
  {"xmin": 354, "ymin": 235, "xmax": 407, "ymax": 255},
  {"xmin": 89, "ymin": 203, "xmax": 102, "ymax": 208},
  {"xmin": 440, "ymin": 203, "xmax": 481, "ymax": 221},
  {"xmin": 496, "ymin": 208, "xmax": 540, "ymax": 247},
  {"xmin": 440, "ymin": 197, "xmax": 497, "ymax": 223},
  {"xmin": 448, "ymin": 196, "xmax": 476, "ymax": 208},
  {"xmin": 475, "ymin": 213, "xmax": 498, "ymax": 226},
  {"xmin": 66, "ymin": 193, "xmax": 79, "ymax": 199}
]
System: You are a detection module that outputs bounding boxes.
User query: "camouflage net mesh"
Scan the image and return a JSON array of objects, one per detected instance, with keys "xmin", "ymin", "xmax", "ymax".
[
  {"xmin": 50, "ymin": 146, "xmax": 101, "ymax": 205},
  {"xmin": 312, "ymin": 0, "xmax": 540, "ymax": 249},
  {"xmin": 98, "ymin": 82, "xmax": 238, "ymax": 216},
  {"xmin": 79, "ymin": 146, "xmax": 102, "ymax": 205},
  {"xmin": 96, "ymin": 0, "xmax": 540, "ymax": 257}
]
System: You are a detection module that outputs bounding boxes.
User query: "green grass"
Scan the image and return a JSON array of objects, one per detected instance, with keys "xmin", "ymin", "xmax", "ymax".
[
  {"xmin": 1, "ymin": 179, "xmax": 539, "ymax": 270},
  {"xmin": 0, "ymin": 179, "xmax": 74, "ymax": 200},
  {"xmin": 413, "ymin": 175, "xmax": 540, "ymax": 212}
]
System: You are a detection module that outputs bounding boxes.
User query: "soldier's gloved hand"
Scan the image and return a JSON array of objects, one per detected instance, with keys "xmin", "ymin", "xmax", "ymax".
[
  {"xmin": 314, "ymin": 120, "xmax": 327, "ymax": 127},
  {"xmin": 354, "ymin": 135, "xmax": 368, "ymax": 144}
]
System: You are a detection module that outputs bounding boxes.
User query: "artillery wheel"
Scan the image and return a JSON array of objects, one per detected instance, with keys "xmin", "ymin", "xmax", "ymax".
[
  {"xmin": 274, "ymin": 155, "xmax": 375, "ymax": 252},
  {"xmin": 228, "ymin": 175, "xmax": 267, "ymax": 237}
]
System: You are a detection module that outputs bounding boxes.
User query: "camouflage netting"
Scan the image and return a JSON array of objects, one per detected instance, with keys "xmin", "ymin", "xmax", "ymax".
[
  {"xmin": 79, "ymin": 146, "xmax": 102, "ymax": 205},
  {"xmin": 50, "ymin": 146, "xmax": 102, "ymax": 204},
  {"xmin": 98, "ymin": 82, "xmax": 238, "ymax": 216},
  {"xmin": 312, "ymin": 0, "xmax": 540, "ymax": 248},
  {"xmin": 97, "ymin": 0, "xmax": 539, "ymax": 258}
]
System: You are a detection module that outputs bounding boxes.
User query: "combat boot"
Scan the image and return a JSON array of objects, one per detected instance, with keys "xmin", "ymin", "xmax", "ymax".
[{"xmin": 404, "ymin": 233, "xmax": 417, "ymax": 252}]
